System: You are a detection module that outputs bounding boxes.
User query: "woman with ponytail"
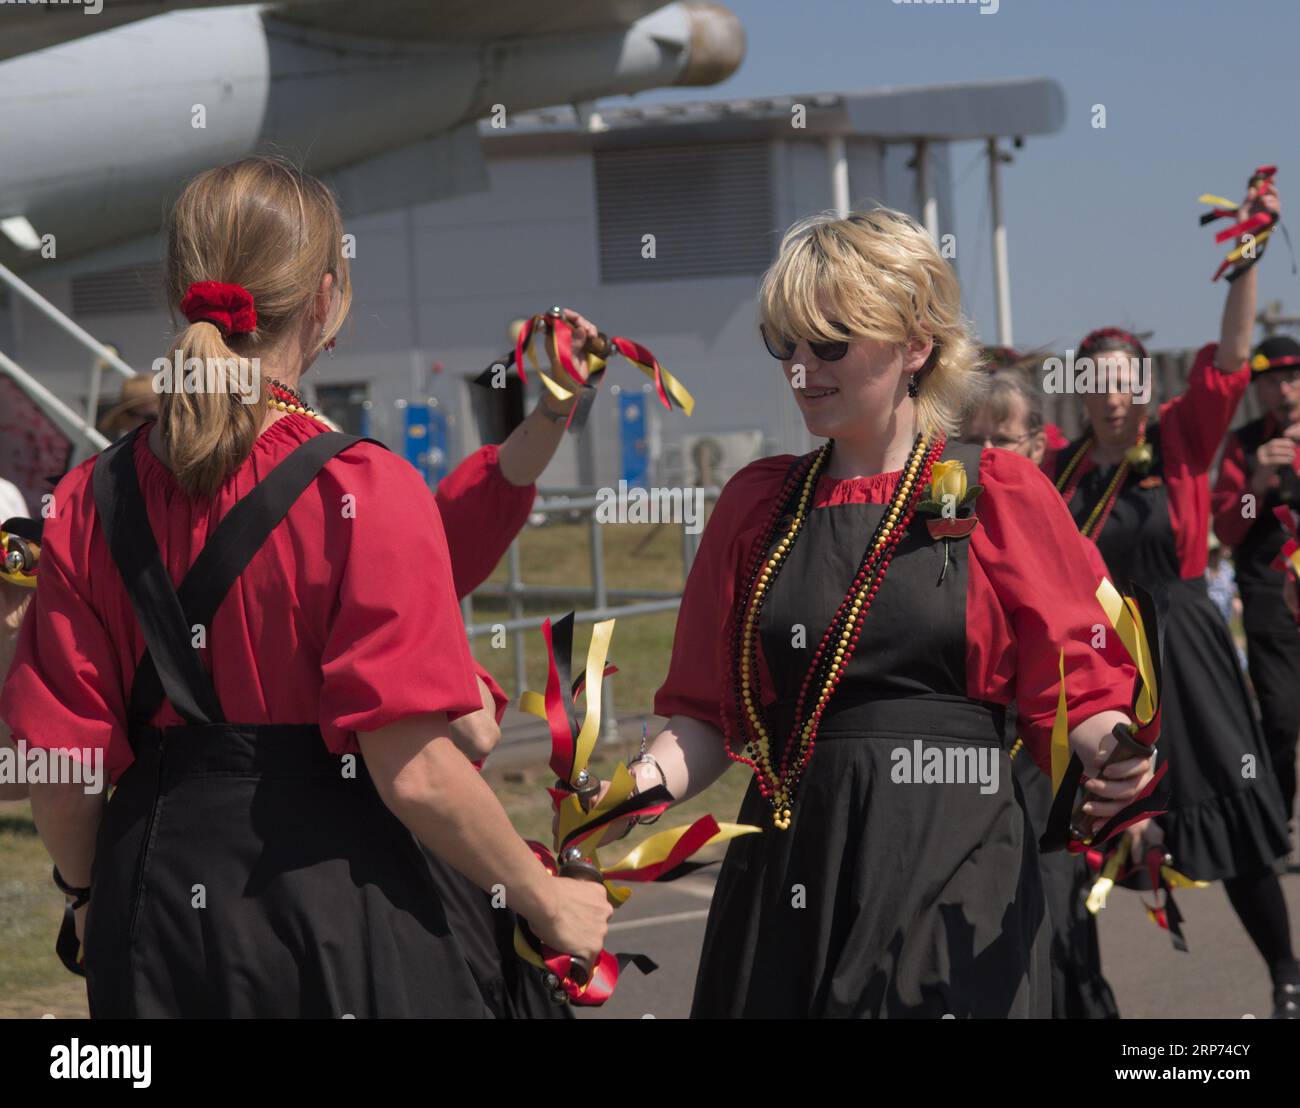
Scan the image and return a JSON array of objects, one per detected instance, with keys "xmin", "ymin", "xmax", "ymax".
[{"xmin": 0, "ymin": 156, "xmax": 609, "ymax": 1018}]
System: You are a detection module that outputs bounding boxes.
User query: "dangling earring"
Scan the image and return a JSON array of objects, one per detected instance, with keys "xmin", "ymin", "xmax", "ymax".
[
  {"xmin": 323, "ymin": 328, "xmax": 336, "ymax": 358},
  {"xmin": 907, "ymin": 374, "xmax": 919, "ymax": 399}
]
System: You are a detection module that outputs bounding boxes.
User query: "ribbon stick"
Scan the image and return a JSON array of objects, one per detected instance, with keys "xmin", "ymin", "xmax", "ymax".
[
  {"xmin": 1200, "ymin": 165, "xmax": 1279, "ymax": 281},
  {"xmin": 513, "ymin": 611, "xmax": 758, "ymax": 1005},
  {"xmin": 0, "ymin": 517, "xmax": 41, "ymax": 588},
  {"xmin": 1040, "ymin": 579, "xmax": 1166, "ymax": 853},
  {"xmin": 476, "ymin": 308, "xmax": 696, "ymax": 432},
  {"xmin": 1085, "ymin": 840, "xmax": 1207, "ymax": 951}
]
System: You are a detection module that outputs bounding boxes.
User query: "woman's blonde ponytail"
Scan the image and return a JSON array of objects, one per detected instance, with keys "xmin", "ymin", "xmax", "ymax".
[{"xmin": 159, "ymin": 156, "xmax": 351, "ymax": 498}]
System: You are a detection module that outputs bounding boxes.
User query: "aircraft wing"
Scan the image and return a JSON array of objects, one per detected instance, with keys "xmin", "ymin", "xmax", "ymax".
[
  {"xmin": 0, "ymin": 0, "xmax": 243, "ymax": 63},
  {"xmin": 1, "ymin": 0, "xmax": 726, "ymax": 62},
  {"xmin": 268, "ymin": 0, "xmax": 672, "ymax": 40}
]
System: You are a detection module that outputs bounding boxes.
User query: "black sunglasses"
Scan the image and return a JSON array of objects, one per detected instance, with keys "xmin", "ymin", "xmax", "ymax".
[{"xmin": 761, "ymin": 323, "xmax": 850, "ymax": 362}]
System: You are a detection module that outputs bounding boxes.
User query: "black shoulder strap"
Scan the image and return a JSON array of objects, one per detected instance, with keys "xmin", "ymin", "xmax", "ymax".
[
  {"xmin": 126, "ymin": 431, "xmax": 385, "ymax": 728},
  {"xmin": 93, "ymin": 433, "xmax": 226, "ymax": 727}
]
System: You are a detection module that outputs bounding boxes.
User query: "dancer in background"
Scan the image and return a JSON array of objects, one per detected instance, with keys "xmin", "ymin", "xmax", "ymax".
[
  {"xmin": 961, "ymin": 365, "xmax": 1120, "ymax": 1019},
  {"xmin": 597, "ymin": 208, "xmax": 1155, "ymax": 1017},
  {"xmin": 1212, "ymin": 334, "xmax": 1300, "ymax": 841},
  {"xmin": 1051, "ymin": 178, "xmax": 1298, "ymax": 1017},
  {"xmin": 0, "ymin": 157, "xmax": 609, "ymax": 1016}
]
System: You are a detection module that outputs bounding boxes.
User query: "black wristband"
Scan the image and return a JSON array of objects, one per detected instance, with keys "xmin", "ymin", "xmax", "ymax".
[{"xmin": 52, "ymin": 866, "xmax": 91, "ymax": 909}]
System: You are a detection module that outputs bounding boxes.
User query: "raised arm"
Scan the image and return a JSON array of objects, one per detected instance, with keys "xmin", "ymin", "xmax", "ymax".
[
  {"xmin": 438, "ymin": 309, "xmax": 600, "ymax": 597},
  {"xmin": 1164, "ymin": 182, "xmax": 1278, "ymax": 472}
]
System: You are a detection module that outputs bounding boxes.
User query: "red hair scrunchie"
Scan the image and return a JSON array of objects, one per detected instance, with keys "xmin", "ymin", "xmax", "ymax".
[{"xmin": 180, "ymin": 281, "xmax": 257, "ymax": 337}]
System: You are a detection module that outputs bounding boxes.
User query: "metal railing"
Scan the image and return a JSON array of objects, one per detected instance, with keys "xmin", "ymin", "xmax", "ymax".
[
  {"xmin": 461, "ymin": 485, "xmax": 719, "ymax": 738},
  {"xmin": 0, "ymin": 260, "xmax": 132, "ymax": 464}
]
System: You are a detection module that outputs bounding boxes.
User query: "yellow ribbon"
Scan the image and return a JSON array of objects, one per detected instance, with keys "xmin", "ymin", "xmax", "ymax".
[
  {"xmin": 519, "ymin": 691, "xmax": 547, "ymax": 721},
  {"xmin": 1086, "ymin": 835, "xmax": 1130, "ymax": 914},
  {"xmin": 536, "ymin": 371, "xmax": 575, "ymax": 402},
  {"xmin": 601, "ymin": 821, "xmax": 760, "ymax": 875},
  {"xmin": 1198, "ymin": 193, "xmax": 1237, "ymax": 209},
  {"xmin": 1224, "ymin": 227, "xmax": 1273, "ymax": 265},
  {"xmin": 555, "ymin": 761, "xmax": 637, "ymax": 852},
  {"xmin": 571, "ymin": 620, "xmax": 615, "ymax": 787},
  {"xmin": 1161, "ymin": 865, "xmax": 1208, "ymax": 890},
  {"xmin": 520, "ymin": 620, "xmax": 615, "ymax": 791},
  {"xmin": 1095, "ymin": 577, "xmax": 1158, "ymax": 726},
  {"xmin": 629, "ymin": 356, "xmax": 696, "ymax": 417},
  {"xmin": 1049, "ymin": 648, "xmax": 1070, "ymax": 793}
]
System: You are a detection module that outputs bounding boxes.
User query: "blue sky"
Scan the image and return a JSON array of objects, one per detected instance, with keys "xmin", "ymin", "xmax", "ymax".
[{"xmin": 601, "ymin": 0, "xmax": 1300, "ymax": 352}]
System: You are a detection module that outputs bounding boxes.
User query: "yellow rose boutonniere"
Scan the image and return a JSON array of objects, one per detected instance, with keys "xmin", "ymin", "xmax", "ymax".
[{"xmin": 916, "ymin": 459, "xmax": 983, "ymax": 583}]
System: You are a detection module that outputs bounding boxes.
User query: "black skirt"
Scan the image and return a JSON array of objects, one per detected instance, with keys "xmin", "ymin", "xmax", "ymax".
[
  {"xmin": 84, "ymin": 724, "xmax": 490, "ymax": 1018},
  {"xmin": 690, "ymin": 697, "xmax": 1051, "ymax": 1018},
  {"xmin": 1156, "ymin": 578, "xmax": 1291, "ymax": 881},
  {"xmin": 422, "ymin": 849, "xmax": 572, "ymax": 1019},
  {"xmin": 1011, "ymin": 751, "xmax": 1119, "ymax": 1019}
]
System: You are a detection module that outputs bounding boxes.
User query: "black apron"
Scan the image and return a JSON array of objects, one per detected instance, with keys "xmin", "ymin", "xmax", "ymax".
[
  {"xmin": 82, "ymin": 429, "xmax": 489, "ymax": 1018},
  {"xmin": 1230, "ymin": 417, "xmax": 1300, "ymax": 824},
  {"xmin": 421, "ymin": 849, "xmax": 572, "ymax": 1019},
  {"xmin": 1055, "ymin": 423, "xmax": 1290, "ymax": 881},
  {"xmin": 691, "ymin": 441, "xmax": 1051, "ymax": 1018},
  {"xmin": 1009, "ymin": 733, "xmax": 1119, "ymax": 1019}
]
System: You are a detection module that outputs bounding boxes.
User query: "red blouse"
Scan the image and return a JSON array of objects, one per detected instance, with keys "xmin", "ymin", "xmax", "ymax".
[
  {"xmin": 0, "ymin": 413, "xmax": 482, "ymax": 785},
  {"xmin": 1212, "ymin": 411, "xmax": 1300, "ymax": 548},
  {"xmin": 434, "ymin": 444, "xmax": 536, "ymax": 724},
  {"xmin": 435, "ymin": 444, "xmax": 536, "ymax": 599},
  {"xmin": 1052, "ymin": 343, "xmax": 1250, "ymax": 578},
  {"xmin": 654, "ymin": 445, "xmax": 1138, "ymax": 775}
]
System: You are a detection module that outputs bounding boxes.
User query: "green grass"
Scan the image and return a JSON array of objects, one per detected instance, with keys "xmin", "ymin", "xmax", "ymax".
[
  {"xmin": 469, "ymin": 518, "xmax": 693, "ymax": 711},
  {"xmin": 0, "ymin": 801, "xmax": 91, "ymax": 1017}
]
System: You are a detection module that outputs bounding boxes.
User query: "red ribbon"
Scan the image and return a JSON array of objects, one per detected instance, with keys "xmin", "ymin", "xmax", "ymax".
[
  {"xmin": 609, "ymin": 335, "xmax": 672, "ymax": 410},
  {"xmin": 601, "ymin": 815, "xmax": 721, "ymax": 883}
]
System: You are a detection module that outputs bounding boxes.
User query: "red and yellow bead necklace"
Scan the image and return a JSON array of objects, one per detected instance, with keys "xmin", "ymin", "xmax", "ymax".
[
  {"xmin": 1055, "ymin": 423, "xmax": 1148, "ymax": 540},
  {"xmin": 723, "ymin": 432, "xmax": 944, "ymax": 828},
  {"xmin": 267, "ymin": 378, "xmax": 329, "ymax": 426}
]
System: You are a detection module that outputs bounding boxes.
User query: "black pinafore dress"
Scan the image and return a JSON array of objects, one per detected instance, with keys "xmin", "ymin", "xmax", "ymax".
[
  {"xmin": 1230, "ymin": 417, "xmax": 1300, "ymax": 823},
  {"xmin": 691, "ymin": 441, "xmax": 1051, "ymax": 1019},
  {"xmin": 83, "ymin": 430, "xmax": 489, "ymax": 1018},
  {"xmin": 1054, "ymin": 424, "xmax": 1290, "ymax": 881}
]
